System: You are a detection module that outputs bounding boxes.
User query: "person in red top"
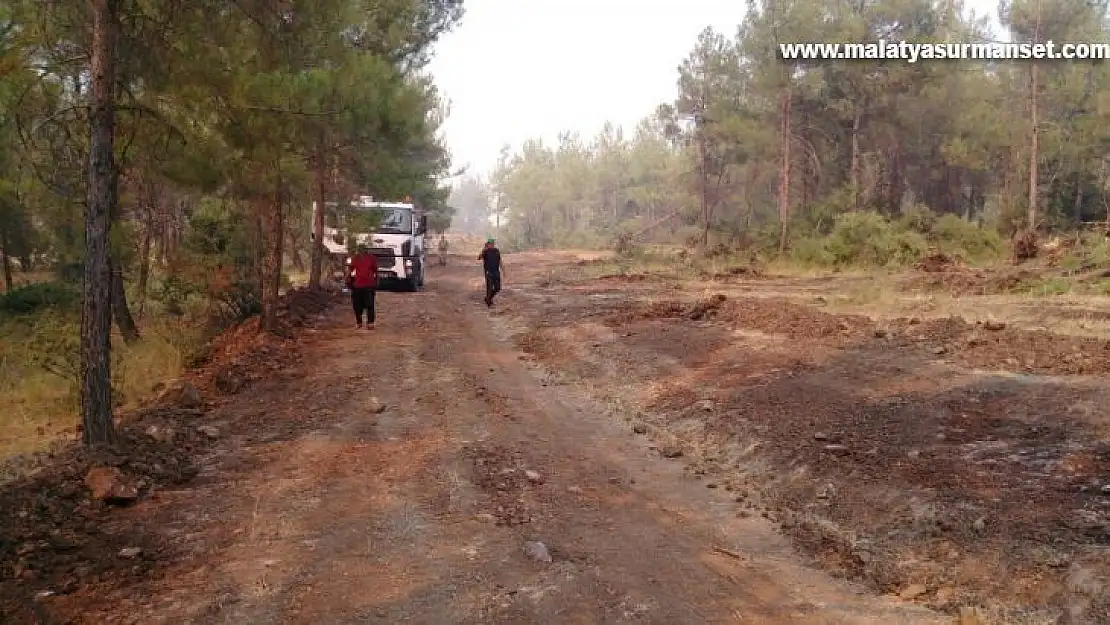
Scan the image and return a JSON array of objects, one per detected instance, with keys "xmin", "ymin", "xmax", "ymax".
[{"xmin": 346, "ymin": 244, "xmax": 378, "ymax": 329}]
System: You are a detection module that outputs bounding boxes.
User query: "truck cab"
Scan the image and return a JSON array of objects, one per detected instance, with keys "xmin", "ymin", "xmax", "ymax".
[{"xmin": 311, "ymin": 196, "xmax": 428, "ymax": 291}]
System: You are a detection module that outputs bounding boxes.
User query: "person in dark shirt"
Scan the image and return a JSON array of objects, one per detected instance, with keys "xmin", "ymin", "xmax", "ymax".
[
  {"xmin": 346, "ymin": 245, "xmax": 378, "ymax": 329},
  {"xmin": 477, "ymin": 238, "xmax": 503, "ymax": 307}
]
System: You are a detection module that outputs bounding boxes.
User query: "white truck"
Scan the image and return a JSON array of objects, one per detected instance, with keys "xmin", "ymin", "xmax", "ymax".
[{"xmin": 311, "ymin": 195, "xmax": 428, "ymax": 291}]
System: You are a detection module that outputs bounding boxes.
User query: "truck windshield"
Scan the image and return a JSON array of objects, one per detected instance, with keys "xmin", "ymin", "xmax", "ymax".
[{"xmin": 365, "ymin": 208, "xmax": 412, "ymax": 234}]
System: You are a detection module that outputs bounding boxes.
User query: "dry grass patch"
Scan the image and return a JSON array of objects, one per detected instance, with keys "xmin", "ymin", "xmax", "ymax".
[{"xmin": 0, "ymin": 317, "xmax": 204, "ymax": 459}]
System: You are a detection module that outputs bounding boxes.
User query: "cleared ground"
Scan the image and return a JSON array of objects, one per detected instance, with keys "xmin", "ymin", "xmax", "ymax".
[{"xmin": 1, "ymin": 251, "xmax": 1107, "ymax": 624}]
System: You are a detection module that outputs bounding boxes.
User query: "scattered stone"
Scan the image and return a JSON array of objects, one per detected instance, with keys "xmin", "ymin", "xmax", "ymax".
[
  {"xmin": 196, "ymin": 425, "xmax": 220, "ymax": 439},
  {"xmin": 632, "ymin": 423, "xmax": 648, "ymax": 434},
  {"xmin": 33, "ymin": 590, "xmax": 55, "ymax": 602},
  {"xmin": 816, "ymin": 483, "xmax": 836, "ymax": 499},
  {"xmin": 524, "ymin": 470, "xmax": 544, "ymax": 484},
  {"xmin": 523, "ymin": 541, "xmax": 552, "ymax": 564},
  {"xmin": 874, "ymin": 328, "xmax": 888, "ymax": 338},
  {"xmin": 369, "ymin": 397, "xmax": 387, "ymax": 414},
  {"xmin": 907, "ymin": 450, "xmax": 921, "ymax": 460},
  {"xmin": 899, "ymin": 584, "xmax": 928, "ymax": 600},
  {"xmin": 932, "ymin": 346, "xmax": 947, "ymax": 355},
  {"xmin": 696, "ymin": 399, "xmax": 715, "ymax": 412},
  {"xmin": 823, "ymin": 444, "xmax": 850, "ymax": 455},
  {"xmin": 566, "ymin": 486, "xmax": 583, "ymax": 494},
  {"xmin": 144, "ymin": 425, "xmax": 174, "ymax": 443},
  {"xmin": 84, "ymin": 467, "xmax": 139, "ymax": 505},
  {"xmin": 179, "ymin": 383, "xmax": 203, "ymax": 408},
  {"xmin": 983, "ymin": 320, "xmax": 1006, "ymax": 331},
  {"xmin": 660, "ymin": 445, "xmax": 683, "ymax": 459},
  {"xmin": 813, "ymin": 432, "xmax": 829, "ymax": 441},
  {"xmin": 972, "ymin": 517, "xmax": 986, "ymax": 533},
  {"xmin": 118, "ymin": 547, "xmax": 143, "ymax": 559},
  {"xmin": 214, "ymin": 369, "xmax": 246, "ymax": 394},
  {"xmin": 1100, "ymin": 484, "xmax": 1110, "ymax": 494},
  {"xmin": 706, "ymin": 482, "xmax": 718, "ymax": 489}
]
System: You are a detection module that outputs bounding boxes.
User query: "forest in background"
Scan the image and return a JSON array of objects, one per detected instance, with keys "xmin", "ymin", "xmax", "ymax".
[
  {"xmin": 0, "ymin": 0, "xmax": 462, "ymax": 451},
  {"xmin": 478, "ymin": 0, "xmax": 1110, "ymax": 267}
]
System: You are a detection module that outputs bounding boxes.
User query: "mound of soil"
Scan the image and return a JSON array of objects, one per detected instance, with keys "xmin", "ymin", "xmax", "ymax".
[
  {"xmin": 699, "ymin": 265, "xmax": 766, "ymax": 280},
  {"xmin": 701, "ymin": 367, "xmax": 1110, "ymax": 618},
  {"xmin": 889, "ymin": 315, "xmax": 1110, "ymax": 375},
  {"xmin": 188, "ymin": 287, "xmax": 339, "ymax": 396},
  {"xmin": 914, "ymin": 251, "xmax": 960, "ymax": 273},
  {"xmin": 0, "ymin": 414, "xmax": 211, "ymax": 621},
  {"xmin": 903, "ymin": 269, "xmax": 1038, "ymax": 297},
  {"xmin": 0, "ymin": 289, "xmax": 329, "ymax": 622},
  {"xmin": 279, "ymin": 287, "xmax": 339, "ymax": 326},
  {"xmin": 610, "ymin": 293, "xmax": 729, "ymax": 323},
  {"xmin": 613, "ymin": 295, "xmax": 873, "ymax": 341},
  {"xmin": 722, "ymin": 298, "xmax": 872, "ymax": 340},
  {"xmin": 1012, "ymin": 229, "xmax": 1038, "ymax": 262}
]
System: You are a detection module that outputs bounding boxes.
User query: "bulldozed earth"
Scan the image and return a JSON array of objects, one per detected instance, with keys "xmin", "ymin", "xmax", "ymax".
[{"xmin": 1, "ymin": 251, "xmax": 1108, "ymax": 624}]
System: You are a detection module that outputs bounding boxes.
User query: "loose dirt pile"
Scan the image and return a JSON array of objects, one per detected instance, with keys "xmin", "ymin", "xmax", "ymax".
[
  {"xmin": 0, "ymin": 289, "xmax": 332, "ymax": 623},
  {"xmin": 187, "ymin": 287, "xmax": 339, "ymax": 396},
  {"xmin": 0, "ymin": 411, "xmax": 213, "ymax": 621},
  {"xmin": 611, "ymin": 294, "xmax": 873, "ymax": 340},
  {"xmin": 903, "ymin": 268, "xmax": 1038, "ymax": 296},
  {"xmin": 698, "ymin": 264, "xmax": 766, "ymax": 280},
  {"xmin": 1012, "ymin": 229, "xmax": 1039, "ymax": 262},
  {"xmin": 886, "ymin": 315, "xmax": 1110, "ymax": 375},
  {"xmin": 692, "ymin": 366, "xmax": 1110, "ymax": 620},
  {"xmin": 914, "ymin": 251, "xmax": 961, "ymax": 273}
]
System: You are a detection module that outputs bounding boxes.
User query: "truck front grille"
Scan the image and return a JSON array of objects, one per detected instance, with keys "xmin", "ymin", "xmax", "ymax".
[{"xmin": 369, "ymin": 248, "xmax": 395, "ymax": 269}]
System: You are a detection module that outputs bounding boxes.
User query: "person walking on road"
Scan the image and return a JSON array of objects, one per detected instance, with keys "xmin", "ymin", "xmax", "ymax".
[
  {"xmin": 478, "ymin": 238, "xmax": 504, "ymax": 307},
  {"xmin": 346, "ymin": 244, "xmax": 378, "ymax": 329},
  {"xmin": 437, "ymin": 235, "xmax": 449, "ymax": 266}
]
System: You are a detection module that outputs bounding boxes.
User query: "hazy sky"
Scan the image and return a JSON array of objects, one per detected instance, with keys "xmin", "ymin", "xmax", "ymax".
[{"xmin": 428, "ymin": 0, "xmax": 1001, "ymax": 177}]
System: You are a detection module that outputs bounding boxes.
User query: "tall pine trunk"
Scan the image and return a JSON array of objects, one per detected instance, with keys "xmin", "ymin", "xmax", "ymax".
[
  {"xmin": 849, "ymin": 112, "xmax": 861, "ymax": 210},
  {"xmin": 1, "ymin": 225, "xmax": 13, "ymax": 293},
  {"xmin": 778, "ymin": 87, "xmax": 792, "ymax": 253},
  {"xmin": 260, "ymin": 181, "xmax": 284, "ymax": 333},
  {"xmin": 1028, "ymin": 0, "xmax": 1042, "ymax": 231},
  {"xmin": 110, "ymin": 256, "xmax": 140, "ymax": 343},
  {"xmin": 82, "ymin": 0, "xmax": 120, "ymax": 446},
  {"xmin": 309, "ymin": 148, "xmax": 327, "ymax": 289},
  {"xmin": 136, "ymin": 220, "xmax": 151, "ymax": 315}
]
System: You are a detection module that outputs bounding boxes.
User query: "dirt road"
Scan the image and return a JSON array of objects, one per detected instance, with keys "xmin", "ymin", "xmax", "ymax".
[
  {"xmin": 16, "ymin": 256, "xmax": 952, "ymax": 624},
  {"xmin": 10, "ymin": 250, "xmax": 1110, "ymax": 624}
]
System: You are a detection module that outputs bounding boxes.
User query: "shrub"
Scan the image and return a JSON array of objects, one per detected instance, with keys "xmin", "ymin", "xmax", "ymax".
[
  {"xmin": 0, "ymin": 282, "xmax": 80, "ymax": 315},
  {"xmin": 898, "ymin": 204, "xmax": 937, "ymax": 235},
  {"xmin": 823, "ymin": 211, "xmax": 927, "ymax": 267},
  {"xmin": 932, "ymin": 214, "xmax": 1003, "ymax": 261},
  {"xmin": 788, "ymin": 236, "xmax": 835, "ymax": 266},
  {"xmin": 612, "ymin": 230, "xmax": 638, "ymax": 258}
]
